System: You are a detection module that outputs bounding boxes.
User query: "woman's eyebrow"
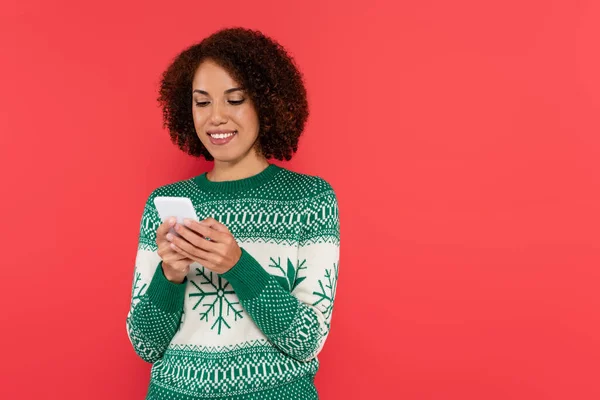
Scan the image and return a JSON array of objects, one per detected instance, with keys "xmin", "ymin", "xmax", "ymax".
[
  {"xmin": 224, "ymin": 87, "xmax": 243, "ymax": 94},
  {"xmin": 192, "ymin": 87, "xmax": 243, "ymax": 95}
]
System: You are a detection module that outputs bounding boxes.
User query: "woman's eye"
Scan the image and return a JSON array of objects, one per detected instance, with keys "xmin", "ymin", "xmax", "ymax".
[
  {"xmin": 195, "ymin": 101, "xmax": 210, "ymax": 107},
  {"xmin": 228, "ymin": 99, "xmax": 245, "ymax": 105}
]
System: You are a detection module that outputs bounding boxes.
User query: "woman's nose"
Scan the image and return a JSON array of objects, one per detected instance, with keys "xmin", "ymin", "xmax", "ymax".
[{"xmin": 210, "ymin": 102, "xmax": 227, "ymax": 124}]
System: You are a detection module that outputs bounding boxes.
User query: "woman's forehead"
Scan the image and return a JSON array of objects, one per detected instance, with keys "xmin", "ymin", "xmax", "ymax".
[{"xmin": 193, "ymin": 60, "xmax": 241, "ymax": 92}]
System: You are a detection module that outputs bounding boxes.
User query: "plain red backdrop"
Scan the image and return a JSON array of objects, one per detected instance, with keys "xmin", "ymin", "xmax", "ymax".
[{"xmin": 1, "ymin": 0, "xmax": 599, "ymax": 399}]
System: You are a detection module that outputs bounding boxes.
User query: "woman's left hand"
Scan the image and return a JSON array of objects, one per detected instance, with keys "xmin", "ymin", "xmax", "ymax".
[{"xmin": 166, "ymin": 217, "xmax": 242, "ymax": 274}]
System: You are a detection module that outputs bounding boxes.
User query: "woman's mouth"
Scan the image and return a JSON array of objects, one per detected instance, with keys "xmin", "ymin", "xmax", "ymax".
[{"xmin": 207, "ymin": 130, "xmax": 237, "ymax": 146}]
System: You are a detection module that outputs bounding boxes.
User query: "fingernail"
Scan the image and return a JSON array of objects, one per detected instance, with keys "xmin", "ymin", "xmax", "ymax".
[
  {"xmin": 169, "ymin": 218, "xmax": 176, "ymax": 226},
  {"xmin": 166, "ymin": 233, "xmax": 173, "ymax": 241},
  {"xmin": 184, "ymin": 219, "xmax": 191, "ymax": 226}
]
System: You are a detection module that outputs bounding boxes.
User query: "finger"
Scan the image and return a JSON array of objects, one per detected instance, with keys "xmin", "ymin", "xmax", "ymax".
[
  {"xmin": 158, "ymin": 243, "xmax": 189, "ymax": 261},
  {"xmin": 179, "ymin": 221, "xmax": 227, "ymax": 243},
  {"xmin": 171, "ymin": 233, "xmax": 222, "ymax": 260},
  {"xmin": 168, "ymin": 249, "xmax": 190, "ymax": 262},
  {"xmin": 161, "ymin": 246, "xmax": 191, "ymax": 263},
  {"xmin": 163, "ymin": 258, "xmax": 191, "ymax": 274},
  {"xmin": 156, "ymin": 218, "xmax": 177, "ymax": 237},
  {"xmin": 169, "ymin": 240, "xmax": 219, "ymax": 265},
  {"xmin": 201, "ymin": 218, "xmax": 231, "ymax": 234},
  {"xmin": 171, "ymin": 225, "xmax": 214, "ymax": 249},
  {"xmin": 163, "ymin": 253, "xmax": 191, "ymax": 266}
]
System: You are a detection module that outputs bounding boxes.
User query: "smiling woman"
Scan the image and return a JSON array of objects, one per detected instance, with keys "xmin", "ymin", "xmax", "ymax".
[
  {"xmin": 125, "ymin": 27, "xmax": 340, "ymax": 400},
  {"xmin": 191, "ymin": 60, "xmax": 261, "ymax": 163},
  {"xmin": 157, "ymin": 27, "xmax": 309, "ymax": 165}
]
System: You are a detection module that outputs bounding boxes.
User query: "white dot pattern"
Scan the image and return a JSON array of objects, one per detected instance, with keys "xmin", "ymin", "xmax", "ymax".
[
  {"xmin": 243, "ymin": 279, "xmax": 324, "ymax": 361},
  {"xmin": 127, "ymin": 297, "xmax": 182, "ymax": 363}
]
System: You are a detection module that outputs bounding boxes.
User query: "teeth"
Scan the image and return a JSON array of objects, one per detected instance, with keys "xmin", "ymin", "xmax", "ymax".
[{"xmin": 211, "ymin": 132, "xmax": 235, "ymax": 139}]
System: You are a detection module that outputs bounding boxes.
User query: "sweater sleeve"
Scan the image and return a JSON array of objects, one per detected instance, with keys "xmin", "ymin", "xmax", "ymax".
[
  {"xmin": 126, "ymin": 193, "xmax": 187, "ymax": 363},
  {"xmin": 220, "ymin": 179, "xmax": 340, "ymax": 362}
]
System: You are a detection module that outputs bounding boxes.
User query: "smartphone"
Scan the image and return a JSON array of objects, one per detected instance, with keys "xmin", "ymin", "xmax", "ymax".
[{"xmin": 153, "ymin": 196, "xmax": 199, "ymax": 236}]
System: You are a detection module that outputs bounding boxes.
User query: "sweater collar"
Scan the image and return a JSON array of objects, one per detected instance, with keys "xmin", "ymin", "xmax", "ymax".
[{"xmin": 192, "ymin": 164, "xmax": 281, "ymax": 193}]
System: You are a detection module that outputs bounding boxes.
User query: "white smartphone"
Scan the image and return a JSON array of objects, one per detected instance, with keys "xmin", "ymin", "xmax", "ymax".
[{"xmin": 153, "ymin": 196, "xmax": 199, "ymax": 236}]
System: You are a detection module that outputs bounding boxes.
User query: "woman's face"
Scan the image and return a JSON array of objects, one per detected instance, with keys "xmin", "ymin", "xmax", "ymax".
[{"xmin": 192, "ymin": 59, "xmax": 260, "ymax": 163}]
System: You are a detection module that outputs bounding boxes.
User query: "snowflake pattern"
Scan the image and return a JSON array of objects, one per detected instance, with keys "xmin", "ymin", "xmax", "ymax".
[
  {"xmin": 312, "ymin": 262, "xmax": 339, "ymax": 328},
  {"xmin": 188, "ymin": 267, "xmax": 244, "ymax": 334},
  {"xmin": 131, "ymin": 271, "xmax": 147, "ymax": 307},
  {"xmin": 268, "ymin": 257, "xmax": 307, "ymax": 292}
]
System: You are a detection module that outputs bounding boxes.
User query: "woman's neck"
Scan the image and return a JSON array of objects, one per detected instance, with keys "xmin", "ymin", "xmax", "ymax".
[{"xmin": 207, "ymin": 154, "xmax": 270, "ymax": 182}]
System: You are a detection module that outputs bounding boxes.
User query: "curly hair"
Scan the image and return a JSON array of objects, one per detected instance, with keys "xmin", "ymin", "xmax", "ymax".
[{"xmin": 157, "ymin": 27, "xmax": 309, "ymax": 161}]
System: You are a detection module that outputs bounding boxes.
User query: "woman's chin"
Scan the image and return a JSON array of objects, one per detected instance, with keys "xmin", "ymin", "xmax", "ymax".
[{"xmin": 210, "ymin": 150, "xmax": 244, "ymax": 164}]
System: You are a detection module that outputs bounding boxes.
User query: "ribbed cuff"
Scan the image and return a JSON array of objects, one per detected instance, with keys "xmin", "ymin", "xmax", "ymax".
[
  {"xmin": 220, "ymin": 248, "xmax": 271, "ymax": 300},
  {"xmin": 146, "ymin": 261, "xmax": 187, "ymax": 313}
]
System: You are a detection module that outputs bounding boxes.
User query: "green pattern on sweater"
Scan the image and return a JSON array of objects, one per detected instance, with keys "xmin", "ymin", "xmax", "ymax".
[{"xmin": 126, "ymin": 164, "xmax": 340, "ymax": 399}]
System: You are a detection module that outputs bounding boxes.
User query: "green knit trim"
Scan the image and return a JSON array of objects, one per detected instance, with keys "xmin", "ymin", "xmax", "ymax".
[
  {"xmin": 219, "ymin": 249, "xmax": 271, "ymax": 300},
  {"xmin": 146, "ymin": 262, "xmax": 187, "ymax": 313},
  {"xmin": 192, "ymin": 164, "xmax": 281, "ymax": 193}
]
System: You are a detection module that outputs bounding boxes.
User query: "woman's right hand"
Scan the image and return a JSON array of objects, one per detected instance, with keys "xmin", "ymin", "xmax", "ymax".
[{"xmin": 156, "ymin": 218, "xmax": 193, "ymax": 283}]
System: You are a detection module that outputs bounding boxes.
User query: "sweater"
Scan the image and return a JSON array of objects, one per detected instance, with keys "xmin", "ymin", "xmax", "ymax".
[{"xmin": 126, "ymin": 164, "xmax": 340, "ymax": 399}]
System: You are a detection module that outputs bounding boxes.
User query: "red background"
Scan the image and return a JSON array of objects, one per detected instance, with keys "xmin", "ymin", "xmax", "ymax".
[{"xmin": 2, "ymin": 0, "xmax": 599, "ymax": 399}]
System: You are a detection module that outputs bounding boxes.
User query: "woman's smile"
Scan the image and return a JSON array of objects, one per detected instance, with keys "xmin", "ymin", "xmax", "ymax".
[{"xmin": 207, "ymin": 129, "xmax": 238, "ymax": 145}]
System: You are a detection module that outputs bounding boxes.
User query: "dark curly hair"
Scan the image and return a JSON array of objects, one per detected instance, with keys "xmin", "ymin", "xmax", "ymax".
[{"xmin": 157, "ymin": 27, "xmax": 309, "ymax": 161}]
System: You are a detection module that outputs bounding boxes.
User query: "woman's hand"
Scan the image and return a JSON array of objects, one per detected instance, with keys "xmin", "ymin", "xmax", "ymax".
[
  {"xmin": 156, "ymin": 218, "xmax": 194, "ymax": 283},
  {"xmin": 167, "ymin": 218, "xmax": 242, "ymax": 275}
]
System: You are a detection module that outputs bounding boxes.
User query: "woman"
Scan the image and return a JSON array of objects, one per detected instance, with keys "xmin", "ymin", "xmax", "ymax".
[{"xmin": 126, "ymin": 28, "xmax": 340, "ymax": 399}]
